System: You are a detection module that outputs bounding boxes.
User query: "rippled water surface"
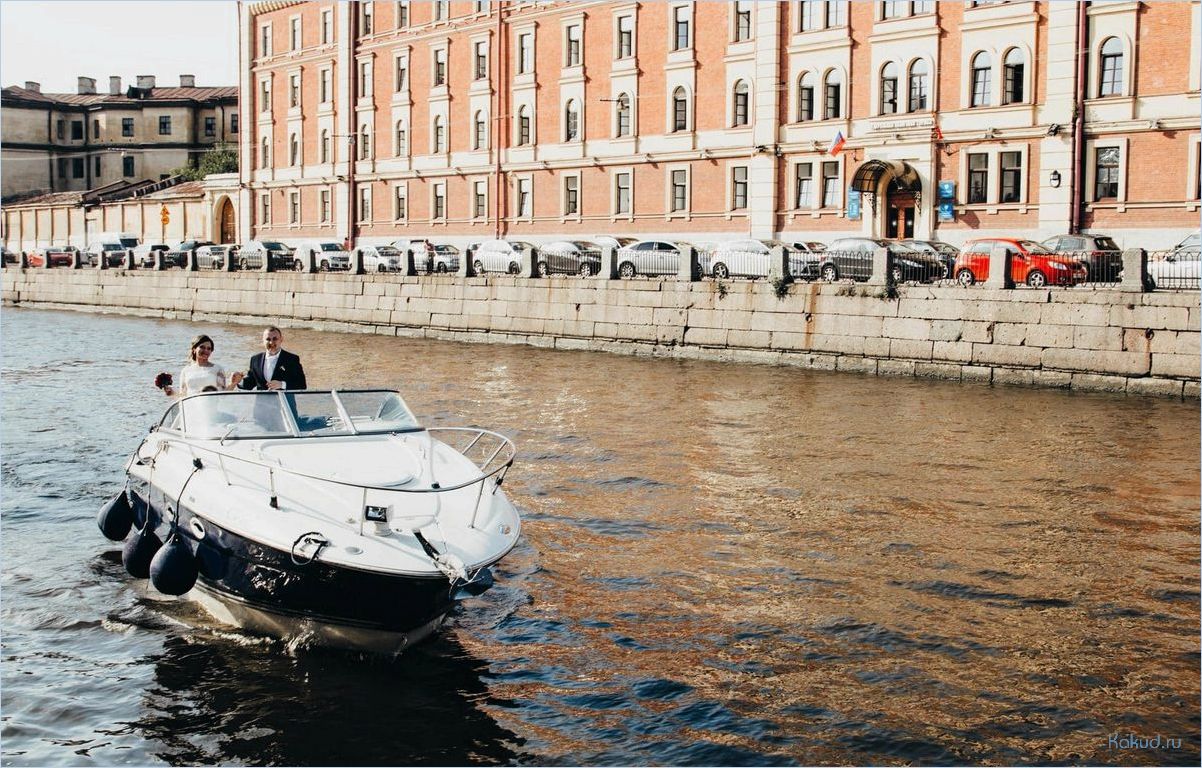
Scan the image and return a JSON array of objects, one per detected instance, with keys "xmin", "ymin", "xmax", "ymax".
[{"xmin": 2, "ymin": 307, "xmax": 1199, "ymax": 766}]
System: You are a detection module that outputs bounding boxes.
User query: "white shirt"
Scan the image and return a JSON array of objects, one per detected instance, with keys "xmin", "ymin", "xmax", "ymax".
[
  {"xmin": 263, "ymin": 351, "xmax": 281, "ymax": 384},
  {"xmin": 179, "ymin": 362, "xmax": 226, "ymax": 396}
]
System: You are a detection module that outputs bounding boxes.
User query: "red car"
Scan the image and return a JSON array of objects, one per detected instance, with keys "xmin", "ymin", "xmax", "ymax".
[
  {"xmin": 954, "ymin": 238, "xmax": 1087, "ymax": 288},
  {"xmin": 27, "ymin": 247, "xmax": 77, "ymax": 267}
]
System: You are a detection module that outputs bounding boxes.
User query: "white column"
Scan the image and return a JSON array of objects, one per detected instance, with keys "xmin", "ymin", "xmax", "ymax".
[{"xmin": 749, "ymin": 2, "xmax": 781, "ymax": 239}]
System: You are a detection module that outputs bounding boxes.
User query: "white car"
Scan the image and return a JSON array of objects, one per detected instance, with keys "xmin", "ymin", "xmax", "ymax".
[
  {"xmin": 702, "ymin": 239, "xmax": 794, "ymax": 279},
  {"xmin": 1147, "ymin": 232, "xmax": 1200, "ymax": 290},
  {"xmin": 360, "ymin": 245, "xmax": 403, "ymax": 272},
  {"xmin": 295, "ymin": 240, "xmax": 351, "ymax": 271},
  {"xmin": 614, "ymin": 240, "xmax": 695, "ymax": 278},
  {"xmin": 194, "ymin": 244, "xmax": 236, "ymax": 270},
  {"xmin": 472, "ymin": 240, "xmax": 533, "ymax": 275}
]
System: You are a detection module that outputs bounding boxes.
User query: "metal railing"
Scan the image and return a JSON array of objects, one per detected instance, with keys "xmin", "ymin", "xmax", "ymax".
[{"xmin": 1146, "ymin": 249, "xmax": 1200, "ymax": 290}]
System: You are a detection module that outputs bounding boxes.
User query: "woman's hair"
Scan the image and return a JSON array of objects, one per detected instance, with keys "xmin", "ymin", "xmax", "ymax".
[{"xmin": 189, "ymin": 334, "xmax": 215, "ymax": 362}]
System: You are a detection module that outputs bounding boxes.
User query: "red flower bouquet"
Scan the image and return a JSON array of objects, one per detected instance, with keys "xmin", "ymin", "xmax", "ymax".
[{"xmin": 154, "ymin": 372, "xmax": 173, "ymax": 390}]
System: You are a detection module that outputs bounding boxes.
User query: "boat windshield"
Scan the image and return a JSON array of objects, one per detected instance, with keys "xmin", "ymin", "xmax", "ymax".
[{"xmin": 175, "ymin": 390, "xmax": 420, "ymax": 439}]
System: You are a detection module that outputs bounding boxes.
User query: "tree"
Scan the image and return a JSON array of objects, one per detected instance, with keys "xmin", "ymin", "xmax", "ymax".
[{"xmin": 167, "ymin": 144, "xmax": 238, "ymax": 181}]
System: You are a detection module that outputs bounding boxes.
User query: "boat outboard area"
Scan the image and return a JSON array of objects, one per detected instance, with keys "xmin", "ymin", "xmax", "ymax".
[{"xmin": 96, "ymin": 389, "xmax": 521, "ymax": 655}]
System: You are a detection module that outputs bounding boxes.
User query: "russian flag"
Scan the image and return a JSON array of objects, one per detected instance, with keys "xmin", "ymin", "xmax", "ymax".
[{"xmin": 827, "ymin": 130, "xmax": 846, "ymax": 157}]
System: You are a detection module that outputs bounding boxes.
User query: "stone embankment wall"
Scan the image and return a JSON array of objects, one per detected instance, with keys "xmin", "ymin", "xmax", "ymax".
[{"xmin": 2, "ymin": 269, "xmax": 1198, "ymax": 397}]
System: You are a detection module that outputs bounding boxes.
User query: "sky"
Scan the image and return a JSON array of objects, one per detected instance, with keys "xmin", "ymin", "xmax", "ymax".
[{"xmin": 0, "ymin": 0, "xmax": 239, "ymax": 93}]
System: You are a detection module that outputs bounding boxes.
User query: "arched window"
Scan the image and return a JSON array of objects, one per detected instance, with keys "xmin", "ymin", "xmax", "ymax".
[
  {"xmin": 564, "ymin": 100, "xmax": 579, "ymax": 142},
  {"xmin": 473, "ymin": 111, "xmax": 486, "ymax": 150},
  {"xmin": 672, "ymin": 87, "xmax": 689, "ymax": 132},
  {"xmin": 1099, "ymin": 37, "xmax": 1122, "ymax": 97},
  {"xmin": 517, "ymin": 105, "xmax": 530, "ymax": 145},
  {"xmin": 359, "ymin": 123, "xmax": 371, "ymax": 159},
  {"xmin": 259, "ymin": 136, "xmax": 269, "ymax": 169},
  {"xmin": 394, "ymin": 120, "xmax": 407, "ymax": 155},
  {"xmin": 823, "ymin": 70, "xmax": 843, "ymax": 119},
  {"xmin": 616, "ymin": 94, "xmax": 631, "ymax": 137},
  {"xmin": 320, "ymin": 129, "xmax": 330, "ymax": 163},
  {"xmin": 732, "ymin": 80, "xmax": 749, "ymax": 126},
  {"xmin": 879, "ymin": 63, "xmax": 899, "ymax": 114},
  {"xmin": 970, "ymin": 51, "xmax": 992, "ymax": 107},
  {"xmin": 1003, "ymin": 48, "xmax": 1025, "ymax": 104},
  {"xmin": 797, "ymin": 73, "xmax": 815, "ymax": 122},
  {"xmin": 432, "ymin": 116, "xmax": 445, "ymax": 153},
  {"xmin": 289, "ymin": 134, "xmax": 299, "ymax": 166},
  {"xmin": 907, "ymin": 60, "xmax": 928, "ymax": 112}
]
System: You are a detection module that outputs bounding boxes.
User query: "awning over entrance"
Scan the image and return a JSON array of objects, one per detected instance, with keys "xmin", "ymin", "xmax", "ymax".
[{"xmin": 850, "ymin": 160, "xmax": 921, "ymax": 194}]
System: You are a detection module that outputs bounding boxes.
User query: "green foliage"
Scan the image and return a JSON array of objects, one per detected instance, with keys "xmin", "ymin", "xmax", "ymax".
[
  {"xmin": 167, "ymin": 144, "xmax": 238, "ymax": 181},
  {"xmin": 770, "ymin": 276, "xmax": 791, "ymax": 299},
  {"xmin": 716, "ymin": 280, "xmax": 729, "ymax": 299}
]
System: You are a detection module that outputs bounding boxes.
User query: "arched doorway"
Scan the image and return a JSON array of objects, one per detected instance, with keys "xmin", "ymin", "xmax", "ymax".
[
  {"xmin": 849, "ymin": 160, "xmax": 922, "ymax": 239},
  {"xmin": 217, "ymin": 197, "xmax": 236, "ymax": 244}
]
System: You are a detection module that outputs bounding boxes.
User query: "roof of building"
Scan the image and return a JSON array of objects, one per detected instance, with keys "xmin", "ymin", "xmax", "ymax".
[
  {"xmin": 1, "ymin": 85, "xmax": 237, "ymax": 107},
  {"xmin": 1, "ymin": 190, "xmax": 87, "ymax": 207},
  {"xmin": 140, "ymin": 180, "xmax": 208, "ymax": 200}
]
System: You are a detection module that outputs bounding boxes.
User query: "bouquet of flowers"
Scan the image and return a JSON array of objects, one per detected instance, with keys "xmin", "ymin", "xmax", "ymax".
[{"xmin": 154, "ymin": 372, "xmax": 173, "ymax": 390}]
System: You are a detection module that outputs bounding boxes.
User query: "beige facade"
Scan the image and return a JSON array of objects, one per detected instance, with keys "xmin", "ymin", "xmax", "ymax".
[{"xmin": 1, "ymin": 75, "xmax": 238, "ymax": 200}]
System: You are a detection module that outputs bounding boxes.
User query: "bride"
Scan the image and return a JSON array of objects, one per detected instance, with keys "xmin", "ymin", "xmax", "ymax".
[{"xmin": 161, "ymin": 334, "xmax": 244, "ymax": 397}]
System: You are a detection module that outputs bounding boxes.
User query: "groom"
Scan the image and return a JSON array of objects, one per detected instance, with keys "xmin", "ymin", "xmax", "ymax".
[{"xmin": 239, "ymin": 326, "xmax": 307, "ymax": 391}]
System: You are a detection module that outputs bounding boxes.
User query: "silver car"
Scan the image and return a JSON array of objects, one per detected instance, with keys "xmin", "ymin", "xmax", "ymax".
[
  {"xmin": 702, "ymin": 239, "xmax": 796, "ymax": 279},
  {"xmin": 537, "ymin": 240, "xmax": 602, "ymax": 277},
  {"xmin": 194, "ymin": 244, "xmax": 235, "ymax": 270},
  {"xmin": 473, "ymin": 240, "xmax": 532, "ymax": 274},
  {"xmin": 360, "ymin": 245, "xmax": 403, "ymax": 272},
  {"xmin": 615, "ymin": 240, "xmax": 694, "ymax": 278}
]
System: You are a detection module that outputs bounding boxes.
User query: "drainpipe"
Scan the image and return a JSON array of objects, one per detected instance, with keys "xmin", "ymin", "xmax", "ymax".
[
  {"xmin": 346, "ymin": 1, "xmax": 359, "ymax": 250},
  {"xmin": 1070, "ymin": 0, "xmax": 1088, "ymax": 234},
  {"xmin": 494, "ymin": 3, "xmax": 506, "ymax": 239}
]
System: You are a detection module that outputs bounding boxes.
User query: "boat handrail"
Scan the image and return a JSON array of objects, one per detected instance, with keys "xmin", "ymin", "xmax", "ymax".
[{"xmin": 139, "ymin": 426, "xmax": 516, "ymax": 496}]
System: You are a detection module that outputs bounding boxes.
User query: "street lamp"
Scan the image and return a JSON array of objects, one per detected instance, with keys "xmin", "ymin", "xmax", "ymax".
[{"xmin": 1049, "ymin": 170, "xmax": 1061, "ymax": 188}]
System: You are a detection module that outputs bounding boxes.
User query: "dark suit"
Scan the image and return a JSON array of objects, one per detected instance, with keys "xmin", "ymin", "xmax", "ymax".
[{"xmin": 239, "ymin": 349, "xmax": 307, "ymax": 391}]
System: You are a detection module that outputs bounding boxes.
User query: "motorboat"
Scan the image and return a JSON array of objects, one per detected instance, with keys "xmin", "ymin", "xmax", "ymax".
[{"xmin": 97, "ymin": 389, "xmax": 520, "ymax": 655}]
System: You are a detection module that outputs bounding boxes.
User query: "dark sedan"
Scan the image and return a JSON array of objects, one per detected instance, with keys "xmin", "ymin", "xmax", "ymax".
[
  {"xmin": 1040, "ymin": 234, "xmax": 1122, "ymax": 282},
  {"xmin": 821, "ymin": 238, "xmax": 943, "ymax": 283},
  {"xmin": 900, "ymin": 239, "xmax": 960, "ymax": 279}
]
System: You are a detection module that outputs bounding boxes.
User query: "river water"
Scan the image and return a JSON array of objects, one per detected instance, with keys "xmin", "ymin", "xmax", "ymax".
[{"xmin": 1, "ymin": 307, "xmax": 1198, "ymax": 766}]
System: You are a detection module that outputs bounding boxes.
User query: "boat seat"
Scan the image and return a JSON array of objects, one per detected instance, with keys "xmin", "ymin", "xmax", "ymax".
[{"xmin": 257, "ymin": 436, "xmax": 420, "ymax": 487}]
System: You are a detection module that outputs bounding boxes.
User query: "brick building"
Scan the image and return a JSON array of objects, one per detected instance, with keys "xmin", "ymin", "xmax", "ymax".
[
  {"xmin": 1, "ymin": 75, "xmax": 238, "ymax": 201},
  {"xmin": 239, "ymin": 0, "xmax": 1201, "ymax": 251}
]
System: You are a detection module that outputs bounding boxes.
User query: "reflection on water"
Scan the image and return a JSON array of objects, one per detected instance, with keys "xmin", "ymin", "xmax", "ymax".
[{"xmin": 1, "ymin": 308, "xmax": 1198, "ymax": 766}]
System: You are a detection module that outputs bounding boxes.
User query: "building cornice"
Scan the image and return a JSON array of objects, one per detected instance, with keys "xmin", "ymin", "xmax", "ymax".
[{"xmin": 247, "ymin": 0, "xmax": 306, "ymax": 17}]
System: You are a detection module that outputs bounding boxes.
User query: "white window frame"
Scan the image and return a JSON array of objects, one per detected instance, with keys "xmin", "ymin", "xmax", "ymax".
[
  {"xmin": 731, "ymin": 1, "xmax": 753, "ymax": 43},
  {"xmin": 320, "ymin": 9, "xmax": 333, "ymax": 44},
  {"xmin": 358, "ymin": 185, "xmax": 372, "ymax": 223},
  {"xmin": 472, "ymin": 178, "xmax": 489, "ymax": 220},
  {"xmin": 289, "ymin": 15, "xmax": 301, "ymax": 51},
  {"xmin": 515, "ymin": 175, "xmax": 533, "ymax": 220},
  {"xmin": 666, "ymin": 164, "xmax": 691, "ymax": 217},
  {"xmin": 320, "ymin": 187, "xmax": 332, "ymax": 223},
  {"xmin": 670, "ymin": 3, "xmax": 691, "ymax": 51},
  {"xmin": 564, "ymin": 23, "xmax": 583, "ymax": 67},
  {"xmin": 611, "ymin": 168, "xmax": 633, "ymax": 219},
  {"xmin": 288, "ymin": 190, "xmax": 300, "ymax": 225},
  {"xmin": 1084, "ymin": 138, "xmax": 1127, "ymax": 204},
  {"xmin": 794, "ymin": 160, "xmax": 816, "ymax": 210},
  {"xmin": 562, "ymin": 172, "xmax": 581, "ymax": 218},
  {"xmin": 432, "ymin": 181, "xmax": 447, "ymax": 222},
  {"xmin": 260, "ymin": 22, "xmax": 272, "ymax": 58},
  {"xmin": 259, "ymin": 192, "xmax": 271, "ymax": 226},
  {"xmin": 432, "ymin": 45, "xmax": 448, "ymax": 88},
  {"xmin": 319, "ymin": 66, "xmax": 333, "ymax": 104},
  {"xmin": 729, "ymin": 164, "xmax": 749, "ymax": 211},
  {"xmin": 393, "ymin": 182, "xmax": 408, "ymax": 222},
  {"xmin": 958, "ymin": 142, "xmax": 1032, "ymax": 206},
  {"xmin": 615, "ymin": 14, "xmax": 635, "ymax": 60}
]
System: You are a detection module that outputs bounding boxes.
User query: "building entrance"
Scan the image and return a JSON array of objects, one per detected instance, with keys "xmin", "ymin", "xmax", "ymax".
[
  {"xmin": 886, "ymin": 192, "xmax": 916, "ymax": 239},
  {"xmin": 218, "ymin": 198, "xmax": 235, "ymax": 243},
  {"xmin": 849, "ymin": 159, "xmax": 922, "ymax": 240}
]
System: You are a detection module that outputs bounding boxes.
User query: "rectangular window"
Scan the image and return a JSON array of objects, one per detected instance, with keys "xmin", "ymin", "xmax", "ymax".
[
  {"xmin": 475, "ymin": 0, "xmax": 487, "ymax": 12},
  {"xmin": 615, "ymin": 172, "xmax": 631, "ymax": 214},
  {"xmin": 58, "ymin": 157, "xmax": 68, "ymax": 177},
  {"xmin": 72, "ymin": 158, "xmax": 84, "ymax": 178},
  {"xmin": 913, "ymin": 1, "xmax": 933, "ymax": 13},
  {"xmin": 518, "ymin": 33, "xmax": 533, "ymax": 73},
  {"xmin": 260, "ymin": 24, "xmax": 271, "ymax": 56},
  {"xmin": 908, "ymin": 69, "xmax": 927, "ymax": 111},
  {"xmin": 799, "ymin": 82, "xmax": 814, "ymax": 121},
  {"xmin": 358, "ymin": 186, "xmax": 371, "ymax": 222},
  {"xmin": 1099, "ymin": 49, "xmax": 1122, "ymax": 97},
  {"xmin": 734, "ymin": 1, "xmax": 752, "ymax": 41},
  {"xmin": 800, "ymin": 0, "xmax": 819, "ymax": 31},
  {"xmin": 617, "ymin": 16, "xmax": 633, "ymax": 59},
  {"xmin": 517, "ymin": 178, "xmax": 531, "ymax": 217},
  {"xmin": 968, "ymin": 153, "xmax": 989, "ymax": 203},
  {"xmin": 93, "ymin": 156, "xmax": 101, "ymax": 177},
  {"xmin": 321, "ymin": 9, "xmax": 332, "ymax": 43},
  {"xmin": 433, "ymin": 183, "xmax": 446, "ymax": 219},
  {"xmin": 158, "ymin": 116, "xmax": 172, "ymax": 135},
  {"xmin": 289, "ymin": 74, "xmax": 300, "ymax": 107},
  {"xmin": 881, "ymin": 73, "xmax": 898, "ymax": 114},
  {"xmin": 882, "ymin": 0, "xmax": 905, "ymax": 19},
  {"xmin": 289, "ymin": 191, "xmax": 300, "ymax": 224},
  {"xmin": 122, "ymin": 118, "xmax": 134, "ymax": 137},
  {"xmin": 231, "ymin": 114, "xmax": 239, "ymax": 134},
  {"xmin": 999, "ymin": 151, "xmax": 1022, "ymax": 203},
  {"xmin": 359, "ymin": 61, "xmax": 372, "ymax": 97},
  {"xmin": 123, "ymin": 156, "xmax": 135, "ymax": 177},
  {"xmin": 56, "ymin": 120, "xmax": 64, "ymax": 140},
  {"xmin": 731, "ymin": 166, "xmax": 748, "ymax": 209},
  {"xmin": 474, "ymin": 42, "xmax": 488, "ymax": 79},
  {"xmin": 972, "ymin": 63, "xmax": 991, "ymax": 107},
  {"xmin": 795, "ymin": 162, "xmax": 813, "ymax": 207},
  {"xmin": 71, "ymin": 121, "xmax": 83, "ymax": 140},
  {"xmin": 474, "ymin": 181, "xmax": 487, "ymax": 218},
  {"xmin": 673, "ymin": 7, "xmax": 689, "ymax": 50},
  {"xmin": 394, "ymin": 186, "xmax": 407, "ymax": 219},
  {"xmin": 827, "ymin": 0, "xmax": 847, "ymax": 26},
  {"xmin": 825, "ymin": 79, "xmax": 842, "ymax": 118},
  {"xmin": 433, "ymin": 49, "xmax": 447, "ymax": 86},
  {"xmin": 260, "ymin": 80, "xmax": 270, "ymax": 112},
  {"xmin": 92, "ymin": 119, "xmax": 100, "ymax": 139},
  {"xmin": 434, "ymin": 0, "xmax": 447, "ymax": 21},
  {"xmin": 260, "ymin": 193, "xmax": 271, "ymax": 224},
  {"xmin": 290, "ymin": 17, "xmax": 300, "ymax": 50},
  {"xmin": 321, "ymin": 189, "xmax": 331, "ymax": 222},
  {"xmin": 397, "ymin": 1, "xmax": 409, "ymax": 28},
  {"xmin": 566, "ymin": 24, "xmax": 581, "ymax": 66},
  {"xmin": 821, "ymin": 161, "xmax": 840, "ymax": 207},
  {"xmin": 360, "ymin": 3, "xmax": 373, "ymax": 34},
  {"xmin": 1094, "ymin": 146, "xmax": 1120, "ymax": 200},
  {"xmin": 321, "ymin": 68, "xmax": 332, "ymax": 102},
  {"xmin": 1004, "ymin": 59, "xmax": 1024, "ymax": 104},
  {"xmin": 671, "ymin": 169, "xmax": 687, "ymax": 211},
  {"xmin": 564, "ymin": 176, "xmax": 579, "ymax": 215},
  {"xmin": 204, "ymin": 116, "xmax": 216, "ymax": 137}
]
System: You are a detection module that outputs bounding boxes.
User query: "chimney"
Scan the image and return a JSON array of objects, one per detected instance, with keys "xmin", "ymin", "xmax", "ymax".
[
  {"xmin": 179, "ymin": 74, "xmax": 195, "ymax": 88},
  {"xmin": 136, "ymin": 74, "xmax": 156, "ymax": 89},
  {"xmin": 77, "ymin": 77, "xmax": 97, "ymax": 95},
  {"xmin": 109, "ymin": 76, "xmax": 121, "ymax": 95},
  {"xmin": 24, "ymin": 81, "xmax": 40, "ymax": 93}
]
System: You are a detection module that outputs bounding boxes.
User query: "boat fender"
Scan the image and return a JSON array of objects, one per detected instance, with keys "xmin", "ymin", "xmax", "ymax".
[
  {"xmin": 97, "ymin": 489, "xmax": 134, "ymax": 541},
  {"xmin": 149, "ymin": 532, "xmax": 199, "ymax": 595},
  {"xmin": 122, "ymin": 521, "xmax": 163, "ymax": 579}
]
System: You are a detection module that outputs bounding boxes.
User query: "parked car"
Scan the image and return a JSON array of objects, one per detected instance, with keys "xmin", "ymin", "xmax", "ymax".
[
  {"xmin": 954, "ymin": 238, "xmax": 1087, "ymax": 287},
  {"xmin": 1, "ymin": 246, "xmax": 15, "ymax": 265},
  {"xmin": 591, "ymin": 236, "xmax": 638, "ymax": 251},
  {"xmin": 430, "ymin": 244, "xmax": 461, "ymax": 273},
  {"xmin": 536, "ymin": 240, "xmax": 602, "ymax": 276},
  {"xmin": 392, "ymin": 238, "xmax": 435, "ymax": 271},
  {"xmin": 360, "ymin": 245, "xmax": 404, "ymax": 272},
  {"xmin": 820, "ymin": 238, "xmax": 942, "ymax": 283},
  {"xmin": 615, "ymin": 240, "xmax": 695, "ymax": 278},
  {"xmin": 701, "ymin": 239, "xmax": 795, "ymax": 280},
  {"xmin": 82, "ymin": 242, "xmax": 129, "ymax": 267},
  {"xmin": 784, "ymin": 241, "xmax": 826, "ymax": 280},
  {"xmin": 295, "ymin": 240, "xmax": 351, "ymax": 271},
  {"xmin": 132, "ymin": 243, "xmax": 172, "ymax": 267},
  {"xmin": 28, "ymin": 246, "xmax": 77, "ymax": 267},
  {"xmin": 194, "ymin": 244, "xmax": 236, "ymax": 270},
  {"xmin": 900, "ymin": 239, "xmax": 960, "ymax": 279},
  {"xmin": 473, "ymin": 240, "xmax": 533, "ymax": 274},
  {"xmin": 238, "ymin": 240, "xmax": 294, "ymax": 270},
  {"xmin": 1146, "ymin": 232, "xmax": 1200, "ymax": 290},
  {"xmin": 1040, "ymin": 233, "xmax": 1122, "ymax": 282}
]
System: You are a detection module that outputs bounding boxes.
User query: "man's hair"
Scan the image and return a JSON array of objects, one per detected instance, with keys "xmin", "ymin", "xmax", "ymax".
[{"xmin": 264, "ymin": 326, "xmax": 282, "ymax": 336}]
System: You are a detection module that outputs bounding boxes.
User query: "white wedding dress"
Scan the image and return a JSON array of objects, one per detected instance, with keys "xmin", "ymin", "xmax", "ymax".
[{"xmin": 178, "ymin": 363, "xmax": 227, "ymax": 396}]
